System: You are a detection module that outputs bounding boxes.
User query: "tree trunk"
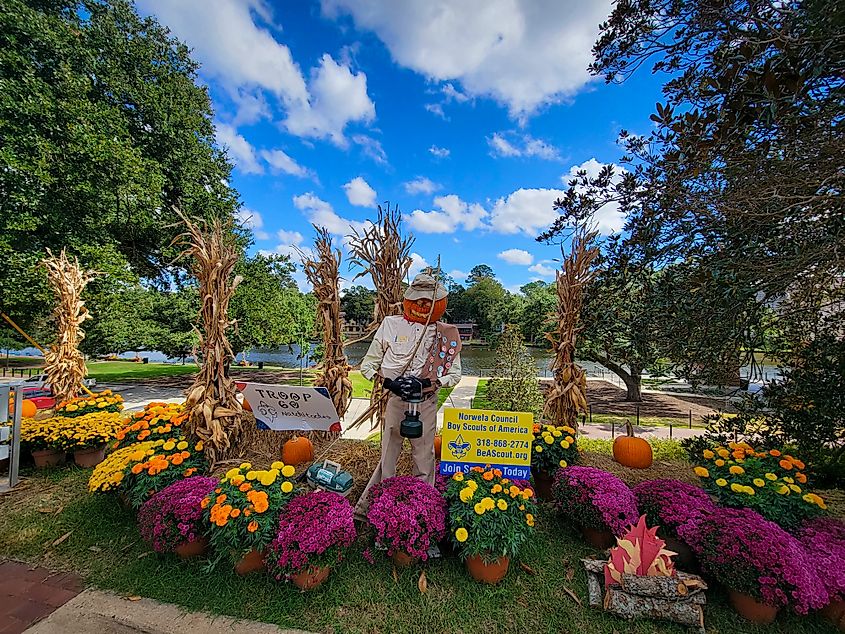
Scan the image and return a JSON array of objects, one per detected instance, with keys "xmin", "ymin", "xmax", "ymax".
[{"xmin": 592, "ymin": 355, "xmax": 643, "ymax": 402}]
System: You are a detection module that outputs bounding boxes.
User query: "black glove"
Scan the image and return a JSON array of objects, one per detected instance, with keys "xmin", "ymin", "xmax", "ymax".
[
  {"xmin": 383, "ymin": 377, "xmax": 406, "ymax": 397},
  {"xmin": 413, "ymin": 377, "xmax": 432, "ymax": 389}
]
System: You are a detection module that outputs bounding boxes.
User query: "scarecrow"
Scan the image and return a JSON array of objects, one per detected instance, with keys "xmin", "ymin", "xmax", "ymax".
[{"xmin": 355, "ymin": 273, "xmax": 463, "ymax": 516}]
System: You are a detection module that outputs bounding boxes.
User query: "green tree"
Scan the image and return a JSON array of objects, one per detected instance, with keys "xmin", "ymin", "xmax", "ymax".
[
  {"xmin": 463, "ymin": 276, "xmax": 507, "ymax": 337},
  {"xmin": 466, "ymin": 264, "xmax": 495, "ymax": 286},
  {"xmin": 0, "ymin": 0, "xmax": 239, "ymax": 335},
  {"xmin": 487, "ymin": 325, "xmax": 543, "ymax": 416},
  {"xmin": 230, "ymin": 253, "xmax": 313, "ymax": 356},
  {"xmin": 340, "ymin": 285, "xmax": 375, "ymax": 324},
  {"xmin": 517, "ymin": 281, "xmax": 555, "ymax": 344}
]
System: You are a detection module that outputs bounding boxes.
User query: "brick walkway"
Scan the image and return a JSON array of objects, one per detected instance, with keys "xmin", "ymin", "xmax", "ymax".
[{"xmin": 0, "ymin": 561, "xmax": 83, "ymax": 633}]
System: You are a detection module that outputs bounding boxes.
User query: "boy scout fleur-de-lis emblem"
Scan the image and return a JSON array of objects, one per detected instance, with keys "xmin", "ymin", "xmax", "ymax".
[{"xmin": 449, "ymin": 434, "xmax": 470, "ymax": 459}]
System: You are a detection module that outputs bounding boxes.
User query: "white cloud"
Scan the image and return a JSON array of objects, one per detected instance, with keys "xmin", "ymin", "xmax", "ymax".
[
  {"xmin": 292, "ymin": 193, "xmax": 367, "ymax": 236},
  {"xmin": 528, "ymin": 261, "xmax": 557, "ymax": 277},
  {"xmin": 285, "ymin": 54, "xmax": 376, "ymax": 144},
  {"xmin": 407, "ymin": 194, "xmax": 487, "ymax": 233},
  {"xmin": 343, "ymin": 177, "xmax": 377, "ymax": 207},
  {"xmin": 322, "ymin": 0, "xmax": 612, "ymax": 116},
  {"xmin": 403, "ymin": 177, "xmax": 440, "ymax": 195},
  {"xmin": 237, "ymin": 207, "xmax": 269, "ymax": 240},
  {"xmin": 561, "ymin": 158, "xmax": 627, "ymax": 234},
  {"xmin": 487, "ymin": 188, "xmax": 568, "ymax": 235},
  {"xmin": 409, "ymin": 252, "xmax": 430, "ymax": 277},
  {"xmin": 259, "ymin": 148, "xmax": 309, "ymax": 178},
  {"xmin": 424, "ymin": 103, "xmax": 447, "ymax": 119},
  {"xmin": 448, "ymin": 269, "xmax": 468, "ymax": 281},
  {"xmin": 442, "ymin": 82, "xmax": 470, "ymax": 103},
  {"xmin": 216, "ymin": 123, "xmax": 263, "ymax": 174},
  {"xmin": 429, "ymin": 145, "xmax": 450, "ymax": 158},
  {"xmin": 497, "ymin": 248, "xmax": 534, "ymax": 265},
  {"xmin": 140, "ymin": 1, "xmax": 375, "ymax": 144},
  {"xmin": 277, "ymin": 229, "xmax": 304, "ymax": 245},
  {"xmin": 488, "ymin": 131, "xmax": 559, "ymax": 160},
  {"xmin": 352, "ymin": 134, "xmax": 388, "ymax": 164}
]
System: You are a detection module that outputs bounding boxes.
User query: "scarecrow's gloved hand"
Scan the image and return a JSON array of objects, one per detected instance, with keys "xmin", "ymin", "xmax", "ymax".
[
  {"xmin": 412, "ymin": 377, "xmax": 432, "ymax": 389},
  {"xmin": 383, "ymin": 377, "xmax": 406, "ymax": 397}
]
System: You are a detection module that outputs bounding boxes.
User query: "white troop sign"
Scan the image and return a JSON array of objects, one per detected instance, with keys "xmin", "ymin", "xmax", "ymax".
[{"xmin": 237, "ymin": 382, "xmax": 341, "ymax": 432}]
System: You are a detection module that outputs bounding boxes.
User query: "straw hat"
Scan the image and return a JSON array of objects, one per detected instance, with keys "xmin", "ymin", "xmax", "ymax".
[{"xmin": 404, "ymin": 273, "xmax": 448, "ymax": 301}]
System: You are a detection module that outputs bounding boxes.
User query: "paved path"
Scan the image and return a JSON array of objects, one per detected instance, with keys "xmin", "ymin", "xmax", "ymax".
[
  {"xmin": 0, "ymin": 561, "xmax": 82, "ymax": 633},
  {"xmin": 25, "ymin": 589, "xmax": 311, "ymax": 634}
]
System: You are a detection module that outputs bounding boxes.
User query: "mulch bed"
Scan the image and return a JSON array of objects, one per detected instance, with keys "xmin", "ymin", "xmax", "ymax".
[{"xmin": 581, "ymin": 381, "xmax": 735, "ymax": 420}]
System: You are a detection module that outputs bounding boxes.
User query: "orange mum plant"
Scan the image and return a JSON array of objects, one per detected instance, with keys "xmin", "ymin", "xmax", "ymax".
[
  {"xmin": 113, "ymin": 402, "xmax": 187, "ymax": 448},
  {"xmin": 202, "ymin": 462, "xmax": 298, "ymax": 567}
]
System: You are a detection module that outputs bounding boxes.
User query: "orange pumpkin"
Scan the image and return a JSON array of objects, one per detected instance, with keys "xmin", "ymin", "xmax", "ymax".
[
  {"xmin": 434, "ymin": 435, "xmax": 442, "ymax": 460},
  {"xmin": 403, "ymin": 297, "xmax": 448, "ymax": 323},
  {"xmin": 282, "ymin": 435, "xmax": 314, "ymax": 465},
  {"xmin": 612, "ymin": 420, "xmax": 653, "ymax": 469},
  {"xmin": 242, "ymin": 397, "xmax": 253, "ymax": 413},
  {"xmin": 8, "ymin": 398, "xmax": 37, "ymax": 418}
]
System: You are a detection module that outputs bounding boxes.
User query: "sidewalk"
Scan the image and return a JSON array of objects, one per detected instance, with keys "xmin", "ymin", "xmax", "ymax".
[{"xmin": 0, "ymin": 561, "xmax": 82, "ymax": 633}]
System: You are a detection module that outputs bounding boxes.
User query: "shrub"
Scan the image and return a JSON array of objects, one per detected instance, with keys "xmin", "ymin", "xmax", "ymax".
[
  {"xmin": 553, "ymin": 466, "xmax": 639, "ymax": 535},
  {"xmin": 267, "ymin": 491, "xmax": 356, "ymax": 580},
  {"xmin": 531, "ymin": 422, "xmax": 579, "ymax": 473},
  {"xmin": 486, "ymin": 325, "xmax": 543, "ymax": 416},
  {"xmin": 693, "ymin": 441, "xmax": 826, "ymax": 528},
  {"xmin": 633, "ymin": 479, "xmax": 715, "ymax": 552},
  {"xmin": 795, "ymin": 517, "xmax": 845, "ymax": 604},
  {"xmin": 367, "ymin": 476, "xmax": 446, "ymax": 561},
  {"xmin": 697, "ymin": 507, "xmax": 827, "ymax": 614},
  {"xmin": 56, "ymin": 389, "xmax": 123, "ymax": 417},
  {"xmin": 444, "ymin": 467, "xmax": 537, "ymax": 561},
  {"xmin": 138, "ymin": 476, "xmax": 218, "ymax": 553},
  {"xmin": 202, "ymin": 461, "xmax": 298, "ymax": 566}
]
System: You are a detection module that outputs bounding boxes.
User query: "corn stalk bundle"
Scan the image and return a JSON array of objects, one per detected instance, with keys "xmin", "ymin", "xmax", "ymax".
[
  {"xmin": 300, "ymin": 226, "xmax": 352, "ymax": 419},
  {"xmin": 347, "ymin": 203, "xmax": 414, "ymax": 430},
  {"xmin": 543, "ymin": 227, "xmax": 599, "ymax": 427},
  {"xmin": 41, "ymin": 249, "xmax": 94, "ymax": 404},
  {"xmin": 177, "ymin": 212, "xmax": 243, "ymax": 465}
]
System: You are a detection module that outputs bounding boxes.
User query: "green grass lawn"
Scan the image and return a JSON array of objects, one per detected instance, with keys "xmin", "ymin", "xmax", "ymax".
[
  {"xmin": 1, "ymin": 466, "xmax": 835, "ymax": 634},
  {"xmin": 349, "ymin": 371, "xmax": 455, "ymax": 408},
  {"xmin": 86, "ymin": 361, "xmax": 200, "ymax": 381}
]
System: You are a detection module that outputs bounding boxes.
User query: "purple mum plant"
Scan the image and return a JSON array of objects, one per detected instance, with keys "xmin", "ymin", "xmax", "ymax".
[
  {"xmin": 553, "ymin": 466, "xmax": 639, "ymax": 535},
  {"xmin": 138, "ymin": 475, "xmax": 217, "ymax": 553},
  {"xmin": 266, "ymin": 490, "xmax": 356, "ymax": 580},
  {"xmin": 796, "ymin": 517, "xmax": 845, "ymax": 604},
  {"xmin": 697, "ymin": 507, "xmax": 827, "ymax": 614},
  {"xmin": 634, "ymin": 479, "xmax": 716, "ymax": 552},
  {"xmin": 367, "ymin": 475, "xmax": 447, "ymax": 560}
]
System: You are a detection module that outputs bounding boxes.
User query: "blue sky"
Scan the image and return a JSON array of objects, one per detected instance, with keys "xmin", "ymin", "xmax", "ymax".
[{"xmin": 138, "ymin": 0, "xmax": 664, "ymax": 292}]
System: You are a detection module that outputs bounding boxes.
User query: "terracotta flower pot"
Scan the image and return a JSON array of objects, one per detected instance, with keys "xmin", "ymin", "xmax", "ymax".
[
  {"xmin": 73, "ymin": 445, "xmax": 105, "ymax": 468},
  {"xmin": 822, "ymin": 599, "xmax": 845, "ymax": 631},
  {"xmin": 234, "ymin": 549, "xmax": 266, "ymax": 576},
  {"xmin": 728, "ymin": 589, "xmax": 778, "ymax": 624},
  {"xmin": 174, "ymin": 537, "xmax": 208, "ymax": 559},
  {"xmin": 392, "ymin": 550, "xmax": 417, "ymax": 568},
  {"xmin": 580, "ymin": 525, "xmax": 616, "ymax": 549},
  {"xmin": 32, "ymin": 448, "xmax": 65, "ymax": 468},
  {"xmin": 664, "ymin": 536, "xmax": 697, "ymax": 572},
  {"xmin": 465, "ymin": 554, "xmax": 510, "ymax": 584},
  {"xmin": 290, "ymin": 566, "xmax": 331, "ymax": 591},
  {"xmin": 531, "ymin": 468, "xmax": 555, "ymax": 502}
]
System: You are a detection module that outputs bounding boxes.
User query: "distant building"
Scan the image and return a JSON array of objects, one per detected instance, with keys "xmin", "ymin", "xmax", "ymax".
[
  {"xmin": 341, "ymin": 313, "xmax": 371, "ymax": 340},
  {"xmin": 454, "ymin": 323, "xmax": 477, "ymax": 341}
]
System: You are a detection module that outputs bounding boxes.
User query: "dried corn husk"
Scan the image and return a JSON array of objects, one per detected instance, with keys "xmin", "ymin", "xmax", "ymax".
[
  {"xmin": 543, "ymin": 227, "xmax": 599, "ymax": 427},
  {"xmin": 299, "ymin": 227, "xmax": 352, "ymax": 420},
  {"xmin": 41, "ymin": 250, "xmax": 95, "ymax": 404},
  {"xmin": 347, "ymin": 204, "xmax": 413, "ymax": 429},
  {"xmin": 176, "ymin": 211, "xmax": 243, "ymax": 465}
]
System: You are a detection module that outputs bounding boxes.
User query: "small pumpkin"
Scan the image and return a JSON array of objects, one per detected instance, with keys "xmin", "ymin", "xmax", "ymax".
[
  {"xmin": 612, "ymin": 420, "xmax": 653, "ymax": 469},
  {"xmin": 434, "ymin": 435, "xmax": 442, "ymax": 460},
  {"xmin": 8, "ymin": 398, "xmax": 37, "ymax": 419},
  {"xmin": 282, "ymin": 435, "xmax": 314, "ymax": 465}
]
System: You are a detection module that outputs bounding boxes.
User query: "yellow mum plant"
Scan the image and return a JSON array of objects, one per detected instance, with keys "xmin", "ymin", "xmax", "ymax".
[{"xmin": 57, "ymin": 390, "xmax": 123, "ymax": 418}]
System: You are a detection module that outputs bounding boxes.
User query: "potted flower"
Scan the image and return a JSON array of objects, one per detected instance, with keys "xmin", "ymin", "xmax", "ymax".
[
  {"xmin": 266, "ymin": 490, "xmax": 356, "ymax": 590},
  {"xmin": 121, "ymin": 436, "xmax": 207, "ymax": 508},
  {"xmin": 88, "ymin": 439, "xmax": 160, "ymax": 498},
  {"xmin": 697, "ymin": 507, "xmax": 827, "ymax": 623},
  {"xmin": 366, "ymin": 475, "xmax": 446, "ymax": 568},
  {"xmin": 634, "ymin": 479, "xmax": 716, "ymax": 569},
  {"xmin": 796, "ymin": 517, "xmax": 845, "ymax": 630},
  {"xmin": 202, "ymin": 461, "xmax": 298, "ymax": 575},
  {"xmin": 56, "ymin": 390, "xmax": 124, "ymax": 417},
  {"xmin": 21, "ymin": 416, "xmax": 66, "ymax": 467},
  {"xmin": 444, "ymin": 468, "xmax": 537, "ymax": 584},
  {"xmin": 113, "ymin": 402, "xmax": 187, "ymax": 449},
  {"xmin": 54, "ymin": 411, "xmax": 123, "ymax": 467},
  {"xmin": 531, "ymin": 422, "xmax": 578, "ymax": 500},
  {"xmin": 138, "ymin": 476, "xmax": 218, "ymax": 558},
  {"xmin": 693, "ymin": 442, "xmax": 825, "ymax": 528},
  {"xmin": 553, "ymin": 466, "xmax": 639, "ymax": 548}
]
